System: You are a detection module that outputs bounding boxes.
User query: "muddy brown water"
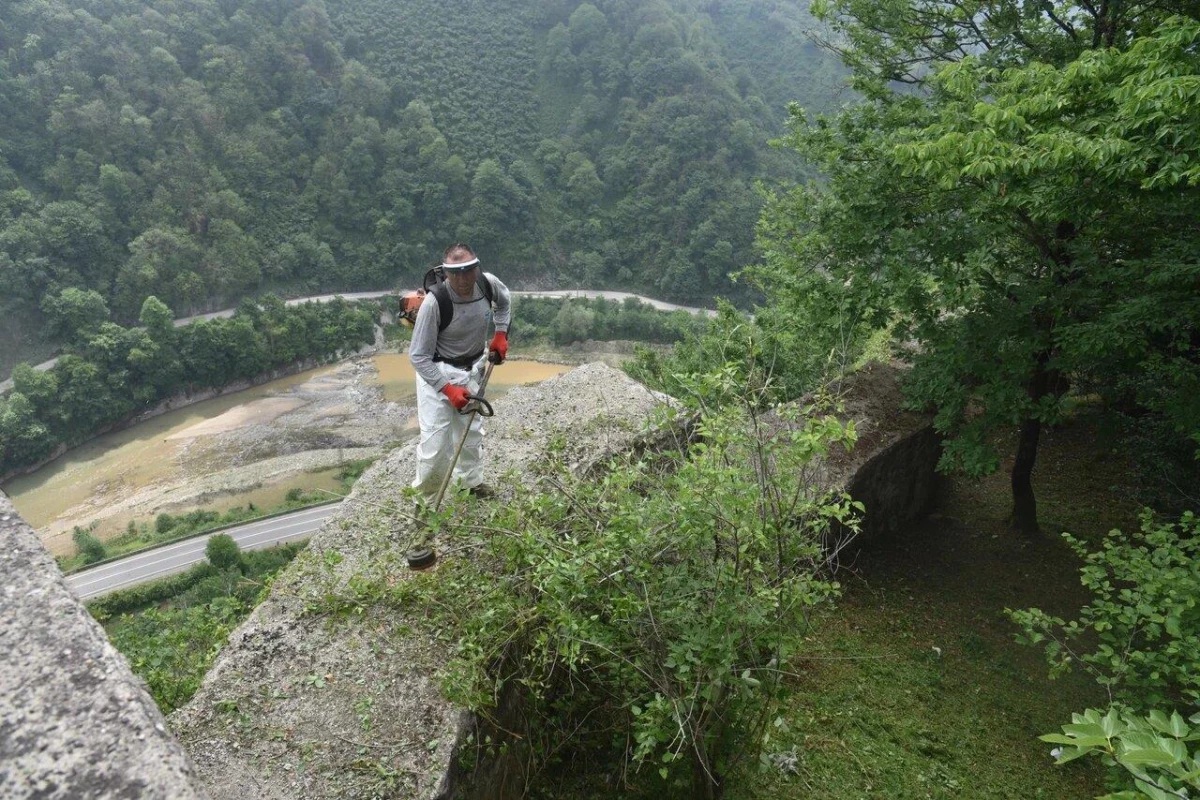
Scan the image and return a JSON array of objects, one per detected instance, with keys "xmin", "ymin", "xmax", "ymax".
[
  {"xmin": 371, "ymin": 354, "xmax": 570, "ymax": 404},
  {"xmin": 3, "ymin": 355, "xmax": 569, "ymax": 553}
]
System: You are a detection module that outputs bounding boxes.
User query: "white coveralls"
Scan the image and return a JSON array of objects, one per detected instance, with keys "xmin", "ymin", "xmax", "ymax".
[
  {"xmin": 411, "ymin": 357, "xmax": 486, "ymax": 495},
  {"xmin": 408, "ymin": 270, "xmax": 510, "ymax": 497}
]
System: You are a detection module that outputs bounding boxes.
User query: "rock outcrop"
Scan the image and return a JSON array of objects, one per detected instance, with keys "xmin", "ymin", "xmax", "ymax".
[
  {"xmin": 0, "ymin": 492, "xmax": 207, "ymax": 799},
  {"xmin": 0, "ymin": 361, "xmax": 936, "ymax": 800},
  {"xmin": 169, "ymin": 363, "xmax": 685, "ymax": 799}
]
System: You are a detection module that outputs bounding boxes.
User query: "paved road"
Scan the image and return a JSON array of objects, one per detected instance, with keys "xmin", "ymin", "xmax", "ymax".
[
  {"xmin": 66, "ymin": 503, "xmax": 340, "ymax": 600},
  {"xmin": 514, "ymin": 290, "xmax": 717, "ymax": 317}
]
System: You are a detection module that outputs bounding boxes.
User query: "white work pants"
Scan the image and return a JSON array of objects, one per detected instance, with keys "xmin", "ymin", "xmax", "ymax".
[{"xmin": 412, "ymin": 360, "xmax": 485, "ymax": 497}]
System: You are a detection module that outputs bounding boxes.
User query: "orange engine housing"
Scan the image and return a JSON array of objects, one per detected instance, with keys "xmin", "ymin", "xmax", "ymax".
[{"xmin": 399, "ymin": 289, "xmax": 426, "ymax": 326}]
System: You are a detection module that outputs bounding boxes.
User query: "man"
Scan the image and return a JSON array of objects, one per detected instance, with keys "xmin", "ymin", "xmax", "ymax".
[{"xmin": 409, "ymin": 243, "xmax": 510, "ymax": 498}]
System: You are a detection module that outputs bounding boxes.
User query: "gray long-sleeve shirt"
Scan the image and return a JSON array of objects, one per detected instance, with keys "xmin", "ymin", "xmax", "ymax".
[{"xmin": 409, "ymin": 272, "xmax": 511, "ymax": 391}]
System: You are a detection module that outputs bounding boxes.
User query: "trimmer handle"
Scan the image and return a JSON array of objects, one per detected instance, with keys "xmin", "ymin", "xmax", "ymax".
[{"xmin": 459, "ymin": 395, "xmax": 494, "ymax": 417}]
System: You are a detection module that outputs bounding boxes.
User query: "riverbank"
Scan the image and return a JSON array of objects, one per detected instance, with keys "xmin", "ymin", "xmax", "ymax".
[
  {"xmin": 7, "ymin": 356, "xmax": 411, "ymax": 555},
  {"xmin": 0, "ymin": 290, "xmax": 714, "ymax": 391},
  {"xmin": 7, "ymin": 346, "xmax": 591, "ymax": 557}
]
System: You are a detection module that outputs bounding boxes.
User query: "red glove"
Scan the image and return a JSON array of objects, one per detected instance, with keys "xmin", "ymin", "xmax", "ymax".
[
  {"xmin": 489, "ymin": 331, "xmax": 508, "ymax": 363},
  {"xmin": 441, "ymin": 383, "xmax": 470, "ymax": 410}
]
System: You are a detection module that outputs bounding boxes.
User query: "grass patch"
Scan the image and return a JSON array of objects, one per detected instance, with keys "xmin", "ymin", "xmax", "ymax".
[
  {"xmin": 724, "ymin": 414, "xmax": 1145, "ymax": 800},
  {"xmin": 97, "ymin": 542, "xmax": 305, "ymax": 713},
  {"xmin": 730, "ymin": 523, "xmax": 1107, "ymax": 799}
]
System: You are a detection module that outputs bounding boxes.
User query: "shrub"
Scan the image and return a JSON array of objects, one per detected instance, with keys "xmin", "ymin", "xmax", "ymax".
[
  {"xmin": 423, "ymin": 380, "xmax": 861, "ymax": 797},
  {"xmin": 1008, "ymin": 511, "xmax": 1200, "ymax": 710},
  {"xmin": 88, "ymin": 563, "xmax": 219, "ymax": 620},
  {"xmin": 72, "ymin": 527, "xmax": 107, "ymax": 565},
  {"xmin": 107, "ymin": 596, "xmax": 245, "ymax": 712},
  {"xmin": 155, "ymin": 513, "xmax": 175, "ymax": 534},
  {"xmin": 205, "ymin": 533, "xmax": 243, "ymax": 572}
]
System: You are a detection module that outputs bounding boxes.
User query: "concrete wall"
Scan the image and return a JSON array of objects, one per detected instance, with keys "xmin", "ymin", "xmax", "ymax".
[{"xmin": 0, "ymin": 491, "xmax": 208, "ymax": 799}]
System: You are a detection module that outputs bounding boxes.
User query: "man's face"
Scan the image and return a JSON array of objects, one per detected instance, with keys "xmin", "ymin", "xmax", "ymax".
[{"xmin": 446, "ymin": 265, "xmax": 477, "ymax": 298}]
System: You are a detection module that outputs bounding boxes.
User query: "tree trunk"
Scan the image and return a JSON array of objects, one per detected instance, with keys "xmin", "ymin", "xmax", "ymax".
[
  {"xmin": 1010, "ymin": 352, "xmax": 1050, "ymax": 535},
  {"xmin": 1011, "ymin": 414, "xmax": 1041, "ymax": 535}
]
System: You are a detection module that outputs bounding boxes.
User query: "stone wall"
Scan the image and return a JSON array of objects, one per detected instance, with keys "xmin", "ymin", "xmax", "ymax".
[
  {"xmin": 0, "ymin": 492, "xmax": 208, "ymax": 799},
  {"xmin": 817, "ymin": 362, "xmax": 941, "ymax": 544}
]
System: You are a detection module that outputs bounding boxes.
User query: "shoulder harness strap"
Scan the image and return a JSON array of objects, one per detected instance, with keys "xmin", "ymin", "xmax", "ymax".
[{"xmin": 432, "ymin": 273, "xmax": 495, "ymax": 333}]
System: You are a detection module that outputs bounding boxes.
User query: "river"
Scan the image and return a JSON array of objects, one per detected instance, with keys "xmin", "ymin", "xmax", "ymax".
[{"xmin": 2, "ymin": 354, "xmax": 569, "ymax": 554}]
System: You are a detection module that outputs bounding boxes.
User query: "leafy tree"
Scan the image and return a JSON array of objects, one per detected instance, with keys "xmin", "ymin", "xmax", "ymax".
[
  {"xmin": 139, "ymin": 296, "xmax": 176, "ymax": 345},
  {"xmin": 9, "ymin": 364, "xmax": 60, "ymax": 416},
  {"xmin": 549, "ymin": 301, "xmax": 597, "ymax": 345},
  {"xmin": 40, "ymin": 288, "xmax": 111, "ymax": 343},
  {"xmin": 0, "ymin": 393, "xmax": 56, "ymax": 472},
  {"xmin": 758, "ymin": 11, "xmax": 1200, "ymax": 533},
  {"xmin": 205, "ymin": 533, "xmax": 244, "ymax": 572}
]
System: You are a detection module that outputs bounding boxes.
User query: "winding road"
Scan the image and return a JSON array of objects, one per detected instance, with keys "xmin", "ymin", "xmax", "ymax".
[{"xmin": 66, "ymin": 503, "xmax": 339, "ymax": 600}]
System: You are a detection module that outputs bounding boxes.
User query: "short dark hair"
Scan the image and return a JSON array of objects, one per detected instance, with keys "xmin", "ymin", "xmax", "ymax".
[{"xmin": 443, "ymin": 243, "xmax": 475, "ymax": 263}]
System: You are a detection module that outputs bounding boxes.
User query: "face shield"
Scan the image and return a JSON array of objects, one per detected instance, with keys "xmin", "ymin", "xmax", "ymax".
[{"xmin": 441, "ymin": 256, "xmax": 480, "ymax": 274}]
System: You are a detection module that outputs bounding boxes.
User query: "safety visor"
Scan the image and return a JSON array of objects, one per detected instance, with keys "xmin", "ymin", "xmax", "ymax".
[{"xmin": 441, "ymin": 257, "xmax": 480, "ymax": 273}]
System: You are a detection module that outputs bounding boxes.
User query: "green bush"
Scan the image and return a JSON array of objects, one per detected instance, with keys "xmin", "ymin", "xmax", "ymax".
[
  {"xmin": 107, "ymin": 596, "xmax": 246, "ymax": 713},
  {"xmin": 205, "ymin": 534, "xmax": 243, "ymax": 572},
  {"xmin": 72, "ymin": 527, "xmax": 108, "ymax": 565},
  {"xmin": 98, "ymin": 542, "xmax": 304, "ymax": 712},
  {"xmin": 88, "ymin": 563, "xmax": 219, "ymax": 621},
  {"xmin": 1009, "ymin": 511, "xmax": 1200, "ymax": 711},
  {"xmin": 420, "ymin": 378, "xmax": 862, "ymax": 797}
]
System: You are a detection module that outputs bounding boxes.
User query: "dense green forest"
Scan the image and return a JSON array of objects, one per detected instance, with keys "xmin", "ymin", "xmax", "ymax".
[
  {"xmin": 6, "ymin": 0, "xmax": 1198, "ymax": 794},
  {"xmin": 614, "ymin": 2, "xmax": 1200, "ymax": 788},
  {"xmin": 0, "ymin": 0, "xmax": 845, "ymax": 371},
  {"xmin": 0, "ymin": 292, "xmax": 375, "ymax": 476}
]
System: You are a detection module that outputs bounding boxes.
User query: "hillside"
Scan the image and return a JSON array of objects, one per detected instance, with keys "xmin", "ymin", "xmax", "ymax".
[{"xmin": 0, "ymin": 0, "xmax": 847, "ymax": 373}]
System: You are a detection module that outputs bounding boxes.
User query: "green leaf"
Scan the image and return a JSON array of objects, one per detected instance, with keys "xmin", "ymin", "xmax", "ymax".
[
  {"xmin": 1117, "ymin": 748, "xmax": 1177, "ymax": 766},
  {"xmin": 1041, "ymin": 733, "xmax": 1110, "ymax": 748}
]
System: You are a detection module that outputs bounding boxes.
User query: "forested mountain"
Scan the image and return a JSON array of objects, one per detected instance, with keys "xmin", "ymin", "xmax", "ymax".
[{"xmin": 0, "ymin": 0, "xmax": 846, "ymax": 371}]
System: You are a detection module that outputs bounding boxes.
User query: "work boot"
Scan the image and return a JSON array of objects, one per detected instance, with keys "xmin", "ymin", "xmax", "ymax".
[{"xmin": 468, "ymin": 484, "xmax": 495, "ymax": 499}]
